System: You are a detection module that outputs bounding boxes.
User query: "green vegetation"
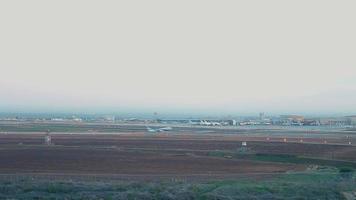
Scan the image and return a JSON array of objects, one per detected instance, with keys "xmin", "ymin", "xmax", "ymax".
[
  {"xmin": 0, "ymin": 171, "xmax": 354, "ymax": 199},
  {"xmin": 339, "ymin": 167, "xmax": 355, "ymax": 173},
  {"xmin": 208, "ymin": 150, "xmax": 356, "ymax": 169}
]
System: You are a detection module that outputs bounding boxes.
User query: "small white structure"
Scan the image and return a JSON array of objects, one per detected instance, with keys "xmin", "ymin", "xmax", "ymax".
[
  {"xmin": 239, "ymin": 141, "xmax": 248, "ymax": 153},
  {"xmin": 44, "ymin": 131, "xmax": 51, "ymax": 145},
  {"xmin": 45, "ymin": 135, "xmax": 51, "ymax": 145},
  {"xmin": 283, "ymin": 138, "xmax": 287, "ymax": 142}
]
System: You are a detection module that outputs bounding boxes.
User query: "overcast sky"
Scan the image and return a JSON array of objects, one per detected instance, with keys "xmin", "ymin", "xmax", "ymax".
[{"xmin": 0, "ymin": 1, "xmax": 355, "ymax": 115}]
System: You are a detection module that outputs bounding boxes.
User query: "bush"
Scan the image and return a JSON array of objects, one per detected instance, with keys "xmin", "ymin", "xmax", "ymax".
[{"xmin": 339, "ymin": 167, "xmax": 354, "ymax": 173}]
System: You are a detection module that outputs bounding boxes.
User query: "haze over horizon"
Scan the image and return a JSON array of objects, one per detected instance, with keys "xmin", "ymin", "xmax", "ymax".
[{"xmin": 1, "ymin": 1, "xmax": 356, "ymax": 115}]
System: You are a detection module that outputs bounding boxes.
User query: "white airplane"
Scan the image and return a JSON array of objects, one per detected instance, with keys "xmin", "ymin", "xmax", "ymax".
[
  {"xmin": 188, "ymin": 120, "xmax": 200, "ymax": 125},
  {"xmin": 146, "ymin": 126, "xmax": 173, "ymax": 133},
  {"xmin": 188, "ymin": 120, "xmax": 221, "ymax": 126},
  {"xmin": 200, "ymin": 120, "xmax": 221, "ymax": 126}
]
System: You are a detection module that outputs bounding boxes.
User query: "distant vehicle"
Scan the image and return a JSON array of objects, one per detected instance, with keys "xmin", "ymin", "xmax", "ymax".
[{"xmin": 146, "ymin": 126, "xmax": 173, "ymax": 133}]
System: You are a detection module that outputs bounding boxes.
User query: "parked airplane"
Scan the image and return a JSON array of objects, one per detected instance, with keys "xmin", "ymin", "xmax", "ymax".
[
  {"xmin": 189, "ymin": 120, "xmax": 221, "ymax": 126},
  {"xmin": 146, "ymin": 126, "xmax": 173, "ymax": 133}
]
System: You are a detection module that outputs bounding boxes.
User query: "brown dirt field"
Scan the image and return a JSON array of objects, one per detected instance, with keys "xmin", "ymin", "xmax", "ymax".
[
  {"xmin": 0, "ymin": 133, "xmax": 309, "ymax": 179},
  {"xmin": 0, "ymin": 147, "xmax": 301, "ymax": 175},
  {"xmin": 1, "ymin": 133, "xmax": 355, "ymax": 161},
  {"xmin": 0, "ymin": 133, "xmax": 355, "ymax": 180}
]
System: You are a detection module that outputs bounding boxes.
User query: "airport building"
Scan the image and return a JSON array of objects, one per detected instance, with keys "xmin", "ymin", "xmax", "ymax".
[
  {"xmin": 319, "ymin": 117, "xmax": 349, "ymax": 126},
  {"xmin": 227, "ymin": 119, "xmax": 237, "ymax": 126},
  {"xmin": 346, "ymin": 116, "xmax": 356, "ymax": 126}
]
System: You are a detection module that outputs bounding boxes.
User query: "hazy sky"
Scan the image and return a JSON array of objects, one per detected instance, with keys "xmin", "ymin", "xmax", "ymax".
[{"xmin": 1, "ymin": 1, "xmax": 356, "ymax": 115}]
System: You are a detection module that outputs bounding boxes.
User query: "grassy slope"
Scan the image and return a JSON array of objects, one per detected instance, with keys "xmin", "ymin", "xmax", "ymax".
[{"xmin": 0, "ymin": 171, "xmax": 354, "ymax": 199}]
